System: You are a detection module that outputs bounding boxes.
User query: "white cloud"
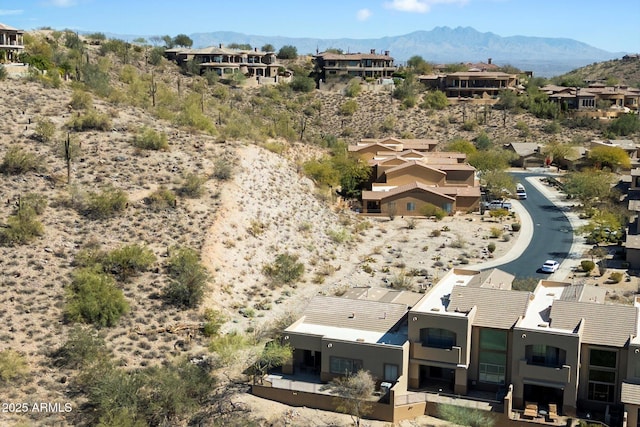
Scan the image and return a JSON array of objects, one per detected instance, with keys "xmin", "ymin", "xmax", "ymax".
[
  {"xmin": 0, "ymin": 9, "xmax": 23, "ymax": 16},
  {"xmin": 356, "ymin": 8, "xmax": 372, "ymax": 21},
  {"xmin": 384, "ymin": 0, "xmax": 468, "ymax": 13},
  {"xmin": 48, "ymin": 0, "xmax": 78, "ymax": 7}
]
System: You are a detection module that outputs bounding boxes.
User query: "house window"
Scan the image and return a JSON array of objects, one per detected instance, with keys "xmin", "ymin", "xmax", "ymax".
[
  {"xmin": 442, "ymin": 203, "xmax": 452, "ymax": 213},
  {"xmin": 479, "ymin": 329, "xmax": 507, "ymax": 384},
  {"xmin": 588, "ymin": 348, "xmax": 617, "ymax": 402},
  {"xmin": 420, "ymin": 328, "xmax": 456, "ymax": 349},
  {"xmin": 330, "ymin": 356, "xmax": 363, "ymax": 375},
  {"xmin": 384, "ymin": 364, "xmax": 399, "ymax": 382},
  {"xmin": 407, "ymin": 202, "xmax": 416, "ymax": 211},
  {"xmin": 525, "ymin": 345, "xmax": 566, "ymax": 368},
  {"xmin": 480, "ymin": 329, "xmax": 507, "ymax": 351}
]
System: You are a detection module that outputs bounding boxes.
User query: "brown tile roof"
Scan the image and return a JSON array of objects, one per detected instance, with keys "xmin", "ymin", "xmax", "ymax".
[
  {"xmin": 622, "ymin": 380, "xmax": 640, "ymax": 405},
  {"xmin": 447, "ymin": 285, "xmax": 530, "ymax": 329},
  {"xmin": 506, "ymin": 143, "xmax": 540, "ymax": 157},
  {"xmin": 549, "ymin": 300, "xmax": 638, "ymax": 347},
  {"xmin": 299, "ymin": 296, "xmax": 408, "ymax": 333},
  {"xmin": 0, "ymin": 23, "xmax": 22, "ymax": 32},
  {"xmin": 348, "ymin": 142, "xmax": 398, "ymax": 152},
  {"xmin": 447, "ymin": 71, "xmax": 515, "ymax": 78},
  {"xmin": 439, "ymin": 186, "xmax": 481, "ymax": 197},
  {"xmin": 385, "ymin": 160, "xmax": 447, "ymax": 176},
  {"xmin": 362, "ymin": 182, "xmax": 456, "ymax": 202}
]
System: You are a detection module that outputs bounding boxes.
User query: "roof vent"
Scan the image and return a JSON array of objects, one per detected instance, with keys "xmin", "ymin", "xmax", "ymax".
[
  {"xmin": 356, "ymin": 338, "xmax": 365, "ymax": 342},
  {"xmin": 538, "ymin": 322, "xmax": 549, "ymax": 328},
  {"xmin": 431, "ymin": 307, "xmax": 440, "ymax": 312}
]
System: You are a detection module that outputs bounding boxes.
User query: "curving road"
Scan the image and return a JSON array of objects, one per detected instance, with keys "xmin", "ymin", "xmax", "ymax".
[{"xmin": 485, "ymin": 172, "xmax": 575, "ymax": 279}]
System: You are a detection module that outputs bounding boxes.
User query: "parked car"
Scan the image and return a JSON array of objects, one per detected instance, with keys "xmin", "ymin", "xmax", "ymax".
[
  {"xmin": 482, "ymin": 200, "xmax": 512, "ymax": 211},
  {"xmin": 516, "ymin": 183, "xmax": 527, "ymax": 200},
  {"xmin": 541, "ymin": 260, "xmax": 559, "ymax": 273}
]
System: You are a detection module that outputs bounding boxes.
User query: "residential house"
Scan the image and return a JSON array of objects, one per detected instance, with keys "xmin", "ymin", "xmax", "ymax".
[
  {"xmin": 543, "ymin": 84, "xmax": 640, "ymax": 113},
  {"xmin": 165, "ymin": 44, "xmax": 281, "ymax": 78},
  {"xmin": 503, "ymin": 142, "xmax": 545, "ymax": 168},
  {"xmin": 348, "ymin": 137, "xmax": 438, "ymax": 161},
  {"xmin": 418, "ymin": 70, "xmax": 519, "ymax": 100},
  {"xmin": 270, "ymin": 269, "xmax": 640, "ymax": 424},
  {"xmin": 0, "ymin": 23, "xmax": 24, "ymax": 63},
  {"xmin": 313, "ymin": 49, "xmax": 397, "ymax": 81}
]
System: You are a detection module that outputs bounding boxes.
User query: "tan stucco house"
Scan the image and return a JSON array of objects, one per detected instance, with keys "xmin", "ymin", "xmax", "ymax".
[{"xmin": 0, "ymin": 23, "xmax": 24, "ymax": 63}]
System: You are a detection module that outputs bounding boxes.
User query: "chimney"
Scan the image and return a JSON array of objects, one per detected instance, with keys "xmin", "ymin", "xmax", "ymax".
[
  {"xmin": 219, "ymin": 43, "xmax": 223, "ymax": 48},
  {"xmin": 370, "ymin": 48, "xmax": 376, "ymax": 54},
  {"xmin": 488, "ymin": 57, "xmax": 492, "ymax": 65},
  {"xmin": 384, "ymin": 50, "xmax": 390, "ymax": 56},
  {"xmin": 254, "ymin": 47, "xmax": 257, "ymax": 52}
]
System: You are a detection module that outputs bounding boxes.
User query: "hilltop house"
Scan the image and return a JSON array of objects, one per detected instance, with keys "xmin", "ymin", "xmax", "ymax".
[
  {"xmin": 349, "ymin": 138, "xmax": 480, "ymax": 215},
  {"xmin": 258, "ymin": 268, "xmax": 640, "ymax": 424},
  {"xmin": 313, "ymin": 49, "xmax": 397, "ymax": 81},
  {"xmin": 165, "ymin": 44, "xmax": 281, "ymax": 78},
  {"xmin": 0, "ymin": 23, "xmax": 24, "ymax": 63},
  {"xmin": 418, "ymin": 70, "xmax": 519, "ymax": 100},
  {"xmin": 542, "ymin": 83, "xmax": 640, "ymax": 113}
]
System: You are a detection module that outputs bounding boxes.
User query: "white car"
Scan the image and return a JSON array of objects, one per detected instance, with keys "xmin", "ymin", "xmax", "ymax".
[{"xmin": 541, "ymin": 260, "xmax": 559, "ymax": 273}]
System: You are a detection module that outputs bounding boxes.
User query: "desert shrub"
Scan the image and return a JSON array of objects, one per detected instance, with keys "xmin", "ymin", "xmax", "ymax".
[
  {"xmin": 391, "ymin": 269, "xmax": 414, "ymax": 290},
  {"xmin": 511, "ymin": 222, "xmax": 521, "ymax": 232},
  {"xmin": 489, "ymin": 209, "xmax": 509, "ymax": 220},
  {"xmin": 52, "ymin": 326, "xmax": 109, "ymax": 369},
  {"xmin": 489, "ymin": 227, "xmax": 502, "ymax": 238},
  {"xmin": 438, "ymin": 403, "xmax": 495, "ymax": 427},
  {"xmin": 209, "ymin": 332, "xmax": 247, "ymax": 364},
  {"xmin": 581, "ymin": 260, "xmax": 596, "ymax": 273},
  {"xmin": 487, "ymin": 242, "xmax": 496, "ymax": 253},
  {"xmin": 202, "ymin": 309, "xmax": 226, "ymax": 337},
  {"xmin": 290, "ymin": 75, "xmax": 315, "ymax": 92},
  {"xmin": 103, "ymin": 244, "xmax": 156, "ymax": 281},
  {"xmin": 516, "ymin": 120, "xmax": 530, "ymax": 137},
  {"xmin": 65, "ymin": 268, "xmax": 130, "ymax": 327},
  {"xmin": 420, "ymin": 90, "xmax": 448, "ymax": 110},
  {"xmin": 609, "ymin": 272, "xmax": 623, "ymax": 283},
  {"xmin": 512, "ymin": 277, "xmax": 539, "ymax": 292},
  {"xmin": 450, "ymin": 234, "xmax": 466, "ymax": 248},
  {"xmin": 164, "ymin": 247, "xmax": 209, "ymax": 308},
  {"xmin": 462, "ymin": 120, "xmax": 477, "ymax": 131},
  {"xmin": 339, "ymin": 99, "xmax": 358, "ymax": 116},
  {"xmin": 0, "ymin": 349, "xmax": 28, "ymax": 383},
  {"xmin": 344, "ymin": 78, "xmax": 362, "ymax": 97},
  {"xmin": 34, "ymin": 117, "xmax": 56, "ymax": 142},
  {"xmin": 178, "ymin": 173, "xmax": 206, "ymax": 198},
  {"xmin": 133, "ymin": 127, "xmax": 168, "ymax": 151},
  {"xmin": 263, "ymin": 252, "xmax": 304, "ymax": 285},
  {"xmin": 0, "ymin": 146, "xmax": 43, "ymax": 175},
  {"xmin": 0, "ymin": 65, "xmax": 6, "ymax": 80},
  {"xmin": 419, "ymin": 203, "xmax": 446, "ymax": 220},
  {"xmin": 213, "ymin": 157, "xmax": 233, "ymax": 180},
  {"xmin": 67, "ymin": 110, "xmax": 112, "ymax": 131},
  {"xmin": 80, "ymin": 62, "xmax": 112, "ymax": 97},
  {"xmin": 543, "ymin": 121, "xmax": 562, "ymax": 134},
  {"xmin": 145, "ymin": 186, "xmax": 176, "ymax": 210},
  {"xmin": 502, "ymin": 233, "xmax": 511, "ymax": 242},
  {"xmin": 327, "ymin": 228, "xmax": 351, "ymax": 244},
  {"xmin": 70, "ymin": 90, "xmax": 94, "ymax": 110},
  {"xmin": 430, "ymin": 229, "xmax": 441, "ymax": 237},
  {"xmin": 84, "ymin": 185, "xmax": 128, "ymax": 219},
  {"xmin": 263, "ymin": 141, "xmax": 285, "ymax": 154},
  {"xmin": 0, "ymin": 205, "xmax": 44, "ymax": 246}
]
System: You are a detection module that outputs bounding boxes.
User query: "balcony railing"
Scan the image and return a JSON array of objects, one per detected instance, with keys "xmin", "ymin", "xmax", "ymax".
[
  {"xmin": 411, "ymin": 342, "xmax": 462, "ymax": 365},
  {"xmin": 518, "ymin": 359, "xmax": 571, "ymax": 384}
]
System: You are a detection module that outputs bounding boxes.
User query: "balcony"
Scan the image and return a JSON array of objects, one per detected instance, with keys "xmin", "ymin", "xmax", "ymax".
[
  {"xmin": 518, "ymin": 359, "xmax": 571, "ymax": 384},
  {"xmin": 411, "ymin": 342, "xmax": 462, "ymax": 365}
]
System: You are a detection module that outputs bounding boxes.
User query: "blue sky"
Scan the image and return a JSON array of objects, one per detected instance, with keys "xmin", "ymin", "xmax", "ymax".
[{"xmin": 2, "ymin": 0, "xmax": 639, "ymax": 53}]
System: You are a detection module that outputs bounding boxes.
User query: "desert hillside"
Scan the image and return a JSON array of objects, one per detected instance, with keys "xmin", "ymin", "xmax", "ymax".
[{"xmin": 0, "ymin": 31, "xmax": 636, "ymax": 426}]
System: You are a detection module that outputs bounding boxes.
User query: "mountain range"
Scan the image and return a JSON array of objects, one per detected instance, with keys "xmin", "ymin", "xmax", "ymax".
[{"xmin": 109, "ymin": 26, "xmax": 626, "ymax": 77}]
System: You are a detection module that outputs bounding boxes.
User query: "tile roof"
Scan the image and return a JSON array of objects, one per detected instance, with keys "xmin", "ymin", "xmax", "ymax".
[
  {"xmin": 622, "ymin": 381, "xmax": 640, "ymax": 405},
  {"xmin": 447, "ymin": 285, "xmax": 530, "ymax": 329},
  {"xmin": 362, "ymin": 182, "xmax": 456, "ymax": 202},
  {"xmin": 385, "ymin": 160, "xmax": 447, "ymax": 176},
  {"xmin": 316, "ymin": 52, "xmax": 393, "ymax": 60},
  {"xmin": 506, "ymin": 143, "xmax": 540, "ymax": 157},
  {"xmin": 0, "ymin": 23, "xmax": 21, "ymax": 32},
  {"xmin": 467, "ymin": 269, "xmax": 515, "ymax": 289},
  {"xmin": 296, "ymin": 295, "xmax": 407, "ymax": 333},
  {"xmin": 549, "ymin": 300, "xmax": 638, "ymax": 347}
]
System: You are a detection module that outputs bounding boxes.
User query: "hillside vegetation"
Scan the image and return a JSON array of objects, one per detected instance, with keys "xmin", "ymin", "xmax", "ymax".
[{"xmin": 553, "ymin": 56, "xmax": 640, "ymax": 88}]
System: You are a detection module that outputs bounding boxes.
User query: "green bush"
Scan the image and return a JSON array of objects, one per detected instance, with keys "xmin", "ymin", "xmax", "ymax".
[
  {"xmin": 609, "ymin": 272, "xmax": 623, "ymax": 283},
  {"xmin": 70, "ymin": 90, "xmax": 94, "ymax": 110},
  {"xmin": 0, "ymin": 349, "xmax": 28, "ymax": 383},
  {"xmin": 34, "ymin": 117, "xmax": 56, "ymax": 142},
  {"xmin": 0, "ymin": 146, "xmax": 43, "ymax": 175},
  {"xmin": 339, "ymin": 99, "xmax": 358, "ymax": 116},
  {"xmin": 420, "ymin": 90, "xmax": 448, "ymax": 110},
  {"xmin": 581, "ymin": 260, "xmax": 596, "ymax": 273},
  {"xmin": 290, "ymin": 76, "xmax": 315, "ymax": 92},
  {"xmin": 511, "ymin": 223, "xmax": 521, "ymax": 232},
  {"xmin": 487, "ymin": 242, "xmax": 496, "ymax": 253},
  {"xmin": 67, "ymin": 110, "xmax": 112, "ymax": 131},
  {"xmin": 85, "ymin": 185, "xmax": 128, "ymax": 219},
  {"xmin": 178, "ymin": 173, "xmax": 207, "ymax": 198},
  {"xmin": 164, "ymin": 247, "xmax": 209, "ymax": 308},
  {"xmin": 420, "ymin": 203, "xmax": 446, "ymax": 220},
  {"xmin": 0, "ymin": 205, "xmax": 44, "ymax": 246},
  {"xmin": 145, "ymin": 186, "xmax": 176, "ymax": 210},
  {"xmin": 213, "ymin": 158, "xmax": 233, "ymax": 180},
  {"xmin": 65, "ymin": 268, "xmax": 130, "ymax": 327},
  {"xmin": 438, "ymin": 403, "xmax": 495, "ymax": 427},
  {"xmin": 0, "ymin": 65, "xmax": 7, "ymax": 80},
  {"xmin": 104, "ymin": 244, "xmax": 156, "ymax": 281},
  {"xmin": 344, "ymin": 78, "xmax": 362, "ymax": 97},
  {"xmin": 202, "ymin": 308, "xmax": 225, "ymax": 337},
  {"xmin": 263, "ymin": 252, "xmax": 304, "ymax": 285},
  {"xmin": 52, "ymin": 326, "xmax": 108, "ymax": 369},
  {"xmin": 133, "ymin": 127, "xmax": 168, "ymax": 151}
]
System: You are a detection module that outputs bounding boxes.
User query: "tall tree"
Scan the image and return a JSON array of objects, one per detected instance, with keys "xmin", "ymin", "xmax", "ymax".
[
  {"xmin": 588, "ymin": 145, "xmax": 631, "ymax": 171},
  {"xmin": 173, "ymin": 34, "xmax": 193, "ymax": 48},
  {"xmin": 277, "ymin": 45, "xmax": 298, "ymax": 59},
  {"xmin": 322, "ymin": 370, "xmax": 375, "ymax": 427},
  {"xmin": 563, "ymin": 169, "xmax": 614, "ymax": 209}
]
